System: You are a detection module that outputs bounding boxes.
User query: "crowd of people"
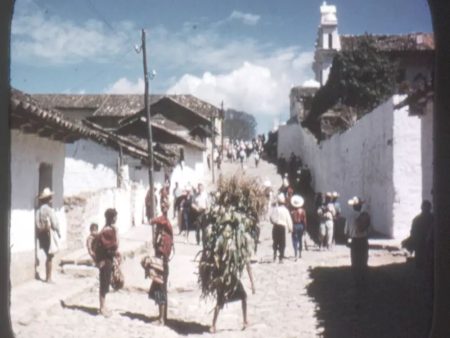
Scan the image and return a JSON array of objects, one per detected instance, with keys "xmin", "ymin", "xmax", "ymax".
[{"xmin": 32, "ymin": 146, "xmax": 435, "ymax": 333}]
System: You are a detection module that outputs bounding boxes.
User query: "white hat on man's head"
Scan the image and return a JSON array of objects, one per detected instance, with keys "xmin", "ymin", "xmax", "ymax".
[
  {"xmin": 332, "ymin": 191, "xmax": 339, "ymax": 197},
  {"xmin": 290, "ymin": 195, "xmax": 304, "ymax": 208},
  {"xmin": 38, "ymin": 187, "xmax": 53, "ymax": 200},
  {"xmin": 348, "ymin": 196, "xmax": 364, "ymax": 206},
  {"xmin": 277, "ymin": 193, "xmax": 286, "ymax": 204}
]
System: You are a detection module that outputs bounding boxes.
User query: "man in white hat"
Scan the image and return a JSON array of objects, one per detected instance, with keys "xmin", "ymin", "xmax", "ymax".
[
  {"xmin": 345, "ymin": 196, "xmax": 371, "ymax": 287},
  {"xmin": 35, "ymin": 187, "xmax": 61, "ymax": 283},
  {"xmin": 269, "ymin": 193, "xmax": 293, "ymax": 263},
  {"xmin": 290, "ymin": 195, "xmax": 307, "ymax": 260}
]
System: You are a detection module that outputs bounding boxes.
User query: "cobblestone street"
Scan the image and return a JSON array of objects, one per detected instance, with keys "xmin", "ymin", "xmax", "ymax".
[{"xmin": 11, "ymin": 160, "xmax": 430, "ymax": 337}]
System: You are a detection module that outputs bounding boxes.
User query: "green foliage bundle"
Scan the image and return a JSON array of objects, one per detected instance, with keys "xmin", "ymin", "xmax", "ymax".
[{"xmin": 198, "ymin": 175, "xmax": 267, "ymax": 299}]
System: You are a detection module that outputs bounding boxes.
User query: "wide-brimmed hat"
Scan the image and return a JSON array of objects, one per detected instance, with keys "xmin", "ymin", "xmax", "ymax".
[
  {"xmin": 154, "ymin": 183, "xmax": 162, "ymax": 191},
  {"xmin": 38, "ymin": 187, "xmax": 53, "ymax": 200},
  {"xmin": 332, "ymin": 191, "xmax": 339, "ymax": 198},
  {"xmin": 277, "ymin": 193, "xmax": 286, "ymax": 204},
  {"xmin": 290, "ymin": 195, "xmax": 304, "ymax": 208},
  {"xmin": 263, "ymin": 179, "xmax": 272, "ymax": 187},
  {"xmin": 348, "ymin": 196, "xmax": 364, "ymax": 206}
]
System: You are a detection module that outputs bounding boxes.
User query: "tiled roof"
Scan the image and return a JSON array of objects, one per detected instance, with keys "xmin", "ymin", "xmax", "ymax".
[
  {"xmin": 340, "ymin": 33, "xmax": 434, "ymax": 52},
  {"xmin": 31, "ymin": 93, "xmax": 220, "ymax": 119},
  {"xmin": 11, "ymin": 89, "xmax": 173, "ymax": 167}
]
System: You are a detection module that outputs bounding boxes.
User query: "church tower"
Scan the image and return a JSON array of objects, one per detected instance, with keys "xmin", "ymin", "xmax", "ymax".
[{"xmin": 312, "ymin": 2, "xmax": 341, "ymax": 86}]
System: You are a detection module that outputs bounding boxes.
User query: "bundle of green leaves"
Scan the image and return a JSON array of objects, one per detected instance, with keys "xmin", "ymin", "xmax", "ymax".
[{"xmin": 198, "ymin": 175, "xmax": 267, "ymax": 299}]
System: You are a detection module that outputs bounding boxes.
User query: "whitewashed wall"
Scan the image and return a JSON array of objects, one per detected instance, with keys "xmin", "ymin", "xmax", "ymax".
[
  {"xmin": 10, "ymin": 130, "xmax": 67, "ymax": 253},
  {"xmin": 173, "ymin": 145, "xmax": 205, "ymax": 188},
  {"xmin": 278, "ymin": 95, "xmax": 431, "ymax": 239},
  {"xmin": 64, "ymin": 140, "xmax": 118, "ymax": 196},
  {"xmin": 392, "ymin": 97, "xmax": 423, "ymax": 239}
]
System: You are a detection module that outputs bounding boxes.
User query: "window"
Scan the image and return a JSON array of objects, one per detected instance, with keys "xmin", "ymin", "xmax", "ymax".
[{"xmin": 328, "ymin": 34, "xmax": 333, "ymax": 49}]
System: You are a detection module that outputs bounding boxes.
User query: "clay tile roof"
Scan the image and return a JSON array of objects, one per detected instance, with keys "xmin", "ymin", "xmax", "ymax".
[
  {"xmin": 340, "ymin": 33, "xmax": 434, "ymax": 52},
  {"xmin": 12, "ymin": 89, "xmax": 172, "ymax": 166},
  {"xmin": 31, "ymin": 93, "xmax": 221, "ymax": 119}
]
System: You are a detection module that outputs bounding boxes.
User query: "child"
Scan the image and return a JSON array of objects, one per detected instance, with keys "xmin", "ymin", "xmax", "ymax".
[{"xmin": 86, "ymin": 223, "xmax": 99, "ymax": 263}]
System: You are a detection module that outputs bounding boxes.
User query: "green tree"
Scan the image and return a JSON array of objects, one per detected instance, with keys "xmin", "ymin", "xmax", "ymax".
[
  {"xmin": 304, "ymin": 35, "xmax": 397, "ymax": 138},
  {"xmin": 223, "ymin": 109, "xmax": 257, "ymax": 141}
]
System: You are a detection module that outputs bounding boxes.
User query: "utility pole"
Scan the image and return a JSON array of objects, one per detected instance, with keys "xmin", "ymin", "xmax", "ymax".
[
  {"xmin": 141, "ymin": 29, "xmax": 156, "ymax": 251},
  {"xmin": 211, "ymin": 113, "xmax": 215, "ymax": 183},
  {"xmin": 220, "ymin": 101, "xmax": 225, "ymax": 152}
]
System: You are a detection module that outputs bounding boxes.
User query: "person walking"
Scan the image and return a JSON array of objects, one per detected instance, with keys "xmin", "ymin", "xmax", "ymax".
[
  {"xmin": 96, "ymin": 208, "xmax": 119, "ymax": 316},
  {"xmin": 210, "ymin": 263, "xmax": 255, "ymax": 333},
  {"xmin": 345, "ymin": 196, "xmax": 371, "ymax": 288},
  {"xmin": 148, "ymin": 204, "xmax": 174, "ymax": 326},
  {"xmin": 290, "ymin": 195, "xmax": 307, "ymax": 260},
  {"xmin": 270, "ymin": 193, "xmax": 293, "ymax": 263},
  {"xmin": 35, "ymin": 187, "xmax": 61, "ymax": 283}
]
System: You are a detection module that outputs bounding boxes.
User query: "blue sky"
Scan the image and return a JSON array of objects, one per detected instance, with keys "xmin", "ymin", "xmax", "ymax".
[{"xmin": 11, "ymin": 0, "xmax": 432, "ymax": 133}]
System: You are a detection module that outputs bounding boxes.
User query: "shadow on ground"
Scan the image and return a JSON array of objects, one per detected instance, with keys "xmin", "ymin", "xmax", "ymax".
[
  {"xmin": 120, "ymin": 311, "xmax": 210, "ymax": 335},
  {"xmin": 60, "ymin": 300, "xmax": 98, "ymax": 316},
  {"xmin": 307, "ymin": 260, "xmax": 432, "ymax": 338}
]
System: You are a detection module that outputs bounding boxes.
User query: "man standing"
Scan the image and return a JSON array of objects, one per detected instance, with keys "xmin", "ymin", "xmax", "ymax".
[
  {"xmin": 409, "ymin": 200, "xmax": 434, "ymax": 269},
  {"xmin": 345, "ymin": 196, "xmax": 371, "ymax": 288},
  {"xmin": 35, "ymin": 187, "xmax": 60, "ymax": 283},
  {"xmin": 270, "ymin": 193, "xmax": 293, "ymax": 263},
  {"xmin": 192, "ymin": 183, "xmax": 209, "ymax": 245}
]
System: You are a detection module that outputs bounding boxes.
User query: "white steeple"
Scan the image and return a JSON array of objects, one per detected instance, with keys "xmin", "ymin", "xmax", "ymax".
[{"xmin": 313, "ymin": 2, "xmax": 341, "ymax": 86}]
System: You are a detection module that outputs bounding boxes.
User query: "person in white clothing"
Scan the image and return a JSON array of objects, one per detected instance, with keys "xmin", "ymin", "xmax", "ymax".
[{"xmin": 270, "ymin": 193, "xmax": 293, "ymax": 263}]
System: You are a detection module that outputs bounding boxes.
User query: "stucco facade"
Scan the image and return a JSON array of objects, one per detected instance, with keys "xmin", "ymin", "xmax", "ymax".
[
  {"xmin": 278, "ymin": 95, "xmax": 433, "ymax": 240},
  {"xmin": 10, "ymin": 130, "xmax": 68, "ymax": 284}
]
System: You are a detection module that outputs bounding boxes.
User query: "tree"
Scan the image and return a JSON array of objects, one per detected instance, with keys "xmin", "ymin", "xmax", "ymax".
[
  {"xmin": 223, "ymin": 109, "xmax": 256, "ymax": 141},
  {"xmin": 303, "ymin": 35, "xmax": 397, "ymax": 139}
]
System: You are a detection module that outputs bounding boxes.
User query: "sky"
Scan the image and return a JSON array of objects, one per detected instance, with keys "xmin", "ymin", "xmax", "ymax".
[{"xmin": 11, "ymin": 0, "xmax": 432, "ymax": 133}]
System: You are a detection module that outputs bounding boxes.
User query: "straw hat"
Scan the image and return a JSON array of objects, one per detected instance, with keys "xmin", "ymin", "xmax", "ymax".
[
  {"xmin": 348, "ymin": 196, "xmax": 364, "ymax": 206},
  {"xmin": 332, "ymin": 191, "xmax": 339, "ymax": 198},
  {"xmin": 277, "ymin": 193, "xmax": 286, "ymax": 204},
  {"xmin": 290, "ymin": 195, "xmax": 304, "ymax": 208},
  {"xmin": 38, "ymin": 187, "xmax": 53, "ymax": 200}
]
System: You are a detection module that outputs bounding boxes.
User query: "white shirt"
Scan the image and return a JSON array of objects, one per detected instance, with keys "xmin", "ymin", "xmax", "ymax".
[
  {"xmin": 194, "ymin": 191, "xmax": 209, "ymax": 210},
  {"xmin": 270, "ymin": 205, "xmax": 293, "ymax": 232}
]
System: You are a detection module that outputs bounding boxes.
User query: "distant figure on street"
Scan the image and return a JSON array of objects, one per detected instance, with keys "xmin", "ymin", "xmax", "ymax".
[
  {"xmin": 96, "ymin": 208, "xmax": 119, "ymax": 316},
  {"xmin": 172, "ymin": 182, "xmax": 181, "ymax": 219},
  {"xmin": 345, "ymin": 196, "xmax": 371, "ymax": 288},
  {"xmin": 270, "ymin": 193, "xmax": 293, "ymax": 263},
  {"xmin": 409, "ymin": 200, "xmax": 434, "ymax": 269},
  {"xmin": 35, "ymin": 187, "xmax": 61, "ymax": 283},
  {"xmin": 290, "ymin": 195, "xmax": 307, "ymax": 260},
  {"xmin": 148, "ymin": 204, "xmax": 174, "ymax": 326},
  {"xmin": 317, "ymin": 192, "xmax": 336, "ymax": 249},
  {"xmin": 254, "ymin": 151, "xmax": 260, "ymax": 168}
]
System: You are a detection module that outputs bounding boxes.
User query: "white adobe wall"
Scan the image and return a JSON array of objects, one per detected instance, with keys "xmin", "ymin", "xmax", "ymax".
[
  {"xmin": 421, "ymin": 101, "xmax": 434, "ymax": 204},
  {"xmin": 64, "ymin": 140, "xmax": 118, "ymax": 196},
  {"xmin": 278, "ymin": 98, "xmax": 397, "ymax": 237},
  {"xmin": 10, "ymin": 130, "xmax": 67, "ymax": 253},
  {"xmin": 392, "ymin": 96, "xmax": 427, "ymax": 240},
  {"xmin": 176, "ymin": 145, "xmax": 206, "ymax": 187},
  {"xmin": 279, "ymin": 95, "xmax": 431, "ymax": 239}
]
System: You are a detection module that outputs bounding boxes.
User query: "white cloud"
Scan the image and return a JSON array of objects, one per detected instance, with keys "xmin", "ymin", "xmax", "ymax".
[
  {"xmin": 228, "ymin": 11, "xmax": 261, "ymax": 25},
  {"xmin": 104, "ymin": 77, "xmax": 144, "ymax": 94},
  {"xmin": 166, "ymin": 50, "xmax": 314, "ymax": 119},
  {"xmin": 12, "ymin": 9, "xmax": 135, "ymax": 64}
]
